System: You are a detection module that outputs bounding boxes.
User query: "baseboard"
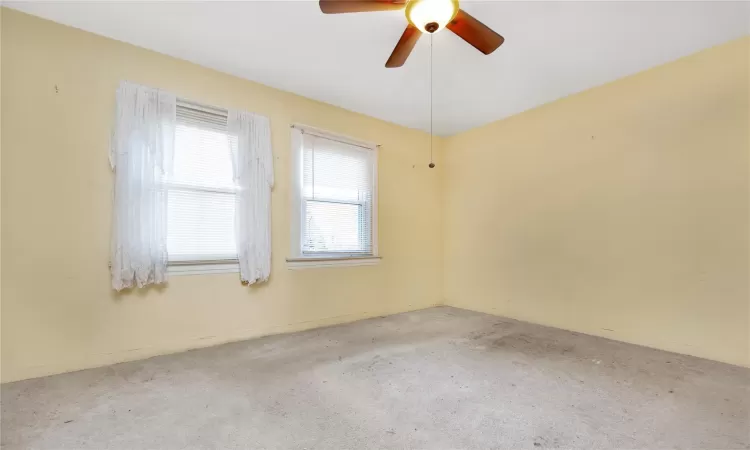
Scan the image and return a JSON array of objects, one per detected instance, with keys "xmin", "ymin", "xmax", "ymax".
[{"xmin": 2, "ymin": 303, "xmax": 441, "ymax": 383}]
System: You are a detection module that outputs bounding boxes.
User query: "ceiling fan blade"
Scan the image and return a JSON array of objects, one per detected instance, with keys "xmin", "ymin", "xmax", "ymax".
[
  {"xmin": 446, "ymin": 9, "xmax": 505, "ymax": 55},
  {"xmin": 319, "ymin": 0, "xmax": 406, "ymax": 14},
  {"xmin": 385, "ymin": 24, "xmax": 421, "ymax": 68}
]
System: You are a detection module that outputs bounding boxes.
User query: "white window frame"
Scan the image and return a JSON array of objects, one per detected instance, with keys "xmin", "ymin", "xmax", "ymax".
[
  {"xmin": 288, "ymin": 124, "xmax": 380, "ymax": 270},
  {"xmin": 167, "ymin": 99, "xmax": 240, "ymax": 276}
]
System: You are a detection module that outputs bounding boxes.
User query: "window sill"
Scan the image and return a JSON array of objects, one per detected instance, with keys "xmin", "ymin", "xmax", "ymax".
[
  {"xmin": 168, "ymin": 261, "xmax": 239, "ymax": 276},
  {"xmin": 286, "ymin": 256, "xmax": 381, "ymax": 270}
]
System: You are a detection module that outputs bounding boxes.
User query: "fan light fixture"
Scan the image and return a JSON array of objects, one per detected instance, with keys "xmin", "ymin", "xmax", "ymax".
[
  {"xmin": 318, "ymin": 0, "xmax": 505, "ymax": 68},
  {"xmin": 405, "ymin": 0, "xmax": 459, "ymax": 33}
]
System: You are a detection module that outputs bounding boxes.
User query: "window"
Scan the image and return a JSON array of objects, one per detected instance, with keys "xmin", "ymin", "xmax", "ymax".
[
  {"xmin": 289, "ymin": 125, "xmax": 379, "ymax": 267},
  {"xmin": 166, "ymin": 101, "xmax": 238, "ymax": 266}
]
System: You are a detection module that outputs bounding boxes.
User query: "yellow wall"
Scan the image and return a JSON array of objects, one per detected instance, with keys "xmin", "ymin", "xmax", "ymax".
[
  {"xmin": 2, "ymin": 8, "xmax": 747, "ymax": 383},
  {"xmin": 0, "ymin": 9, "xmax": 444, "ymax": 382},
  {"xmin": 443, "ymin": 37, "xmax": 750, "ymax": 367}
]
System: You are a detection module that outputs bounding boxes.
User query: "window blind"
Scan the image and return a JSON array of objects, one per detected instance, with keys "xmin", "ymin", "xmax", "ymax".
[
  {"xmin": 166, "ymin": 103, "xmax": 237, "ymax": 262},
  {"xmin": 301, "ymin": 134, "xmax": 375, "ymax": 256}
]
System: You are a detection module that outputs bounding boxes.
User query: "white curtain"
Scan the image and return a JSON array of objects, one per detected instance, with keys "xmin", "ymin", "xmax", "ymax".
[
  {"xmin": 228, "ymin": 110, "xmax": 274, "ymax": 285},
  {"xmin": 110, "ymin": 81, "xmax": 176, "ymax": 291}
]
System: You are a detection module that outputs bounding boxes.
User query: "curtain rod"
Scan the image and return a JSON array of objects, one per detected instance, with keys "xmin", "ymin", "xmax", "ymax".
[{"xmin": 290, "ymin": 124, "xmax": 380, "ymax": 149}]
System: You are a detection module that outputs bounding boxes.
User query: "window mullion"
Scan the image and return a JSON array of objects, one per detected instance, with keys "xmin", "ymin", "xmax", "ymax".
[
  {"xmin": 301, "ymin": 196, "xmax": 365, "ymax": 207},
  {"xmin": 165, "ymin": 182, "xmax": 237, "ymax": 196}
]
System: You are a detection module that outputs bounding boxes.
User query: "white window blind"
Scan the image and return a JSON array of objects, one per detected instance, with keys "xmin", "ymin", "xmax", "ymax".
[
  {"xmin": 299, "ymin": 132, "xmax": 376, "ymax": 257},
  {"xmin": 166, "ymin": 102, "xmax": 237, "ymax": 263}
]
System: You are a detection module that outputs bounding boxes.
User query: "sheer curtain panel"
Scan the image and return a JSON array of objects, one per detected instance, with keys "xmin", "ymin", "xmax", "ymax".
[
  {"xmin": 110, "ymin": 81, "xmax": 176, "ymax": 291},
  {"xmin": 227, "ymin": 110, "xmax": 274, "ymax": 285}
]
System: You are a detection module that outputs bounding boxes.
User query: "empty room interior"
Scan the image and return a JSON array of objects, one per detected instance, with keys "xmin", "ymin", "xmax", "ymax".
[{"xmin": 1, "ymin": 1, "xmax": 748, "ymax": 448}]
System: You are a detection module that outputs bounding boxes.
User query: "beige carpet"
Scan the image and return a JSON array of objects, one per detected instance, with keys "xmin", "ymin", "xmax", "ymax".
[{"xmin": 2, "ymin": 306, "xmax": 748, "ymax": 449}]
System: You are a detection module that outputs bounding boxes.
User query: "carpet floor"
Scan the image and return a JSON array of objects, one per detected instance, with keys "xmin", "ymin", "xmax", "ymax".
[{"xmin": 2, "ymin": 306, "xmax": 748, "ymax": 449}]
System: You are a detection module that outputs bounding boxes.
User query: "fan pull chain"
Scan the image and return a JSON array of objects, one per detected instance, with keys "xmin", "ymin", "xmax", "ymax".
[{"xmin": 429, "ymin": 32, "xmax": 435, "ymax": 169}]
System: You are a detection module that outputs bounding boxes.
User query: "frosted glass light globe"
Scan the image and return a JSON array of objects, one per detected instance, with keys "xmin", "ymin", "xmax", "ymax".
[{"xmin": 405, "ymin": 0, "xmax": 459, "ymax": 33}]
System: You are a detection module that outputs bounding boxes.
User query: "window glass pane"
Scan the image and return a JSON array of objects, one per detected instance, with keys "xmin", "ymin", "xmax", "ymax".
[
  {"xmin": 299, "ymin": 134, "xmax": 374, "ymax": 256},
  {"xmin": 303, "ymin": 200, "xmax": 367, "ymax": 254},
  {"xmin": 167, "ymin": 189, "xmax": 236, "ymax": 261},
  {"xmin": 302, "ymin": 140, "xmax": 372, "ymax": 202},
  {"xmin": 166, "ymin": 104, "xmax": 236, "ymax": 262},
  {"xmin": 172, "ymin": 123, "xmax": 235, "ymax": 191}
]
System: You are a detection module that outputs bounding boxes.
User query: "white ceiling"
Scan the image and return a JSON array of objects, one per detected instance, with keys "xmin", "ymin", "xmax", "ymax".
[{"xmin": 7, "ymin": 1, "xmax": 750, "ymax": 135}]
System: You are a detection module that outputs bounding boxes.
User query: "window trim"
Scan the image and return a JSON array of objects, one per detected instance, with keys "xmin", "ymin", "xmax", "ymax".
[
  {"xmin": 288, "ymin": 124, "xmax": 379, "ymax": 269},
  {"xmin": 286, "ymin": 256, "xmax": 381, "ymax": 270}
]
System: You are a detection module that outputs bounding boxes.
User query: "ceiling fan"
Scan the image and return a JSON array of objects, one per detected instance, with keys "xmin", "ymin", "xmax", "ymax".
[{"xmin": 319, "ymin": 0, "xmax": 505, "ymax": 68}]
